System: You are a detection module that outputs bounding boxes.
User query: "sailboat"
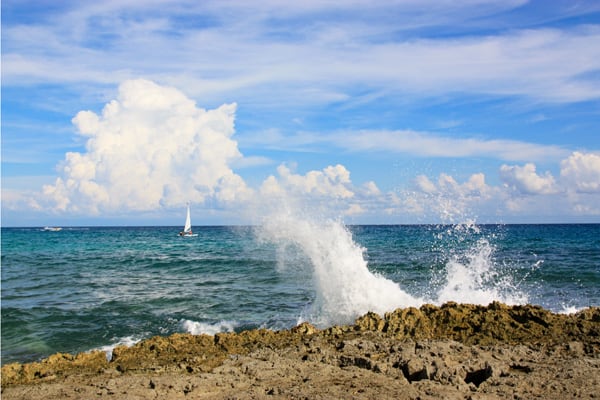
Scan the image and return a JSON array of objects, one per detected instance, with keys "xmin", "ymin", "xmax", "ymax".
[
  {"xmin": 178, "ymin": 203, "xmax": 198, "ymax": 237},
  {"xmin": 42, "ymin": 226, "xmax": 62, "ymax": 232}
]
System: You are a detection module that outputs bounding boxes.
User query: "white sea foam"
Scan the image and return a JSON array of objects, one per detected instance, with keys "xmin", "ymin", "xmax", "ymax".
[
  {"xmin": 558, "ymin": 305, "xmax": 584, "ymax": 314},
  {"xmin": 97, "ymin": 336, "xmax": 141, "ymax": 361},
  {"xmin": 94, "ymin": 322, "xmax": 236, "ymax": 362},
  {"xmin": 181, "ymin": 319, "xmax": 237, "ymax": 335}
]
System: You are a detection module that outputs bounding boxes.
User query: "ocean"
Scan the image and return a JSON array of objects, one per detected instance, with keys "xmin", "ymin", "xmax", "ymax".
[{"xmin": 1, "ymin": 222, "xmax": 599, "ymax": 365}]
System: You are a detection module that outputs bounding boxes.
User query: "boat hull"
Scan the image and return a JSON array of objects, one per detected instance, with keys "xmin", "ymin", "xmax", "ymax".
[{"xmin": 178, "ymin": 232, "xmax": 198, "ymax": 237}]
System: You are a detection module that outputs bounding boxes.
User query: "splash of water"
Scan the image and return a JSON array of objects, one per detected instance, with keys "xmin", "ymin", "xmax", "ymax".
[
  {"xmin": 258, "ymin": 213, "xmax": 422, "ymax": 327},
  {"xmin": 258, "ymin": 206, "xmax": 528, "ymax": 327},
  {"xmin": 420, "ymin": 188, "xmax": 530, "ymax": 306},
  {"xmin": 181, "ymin": 319, "xmax": 237, "ymax": 335},
  {"xmin": 97, "ymin": 336, "xmax": 141, "ymax": 361},
  {"xmin": 432, "ymin": 236, "xmax": 528, "ymax": 306}
]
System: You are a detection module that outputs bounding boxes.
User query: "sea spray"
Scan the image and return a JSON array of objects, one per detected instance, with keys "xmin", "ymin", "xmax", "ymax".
[
  {"xmin": 258, "ymin": 213, "xmax": 422, "ymax": 327},
  {"xmin": 433, "ymin": 237, "xmax": 529, "ymax": 305},
  {"xmin": 415, "ymin": 180, "xmax": 533, "ymax": 306},
  {"xmin": 419, "ymin": 221, "xmax": 529, "ymax": 306},
  {"xmin": 181, "ymin": 319, "xmax": 237, "ymax": 335},
  {"xmin": 257, "ymin": 207, "xmax": 532, "ymax": 327},
  {"xmin": 97, "ymin": 336, "xmax": 141, "ymax": 361}
]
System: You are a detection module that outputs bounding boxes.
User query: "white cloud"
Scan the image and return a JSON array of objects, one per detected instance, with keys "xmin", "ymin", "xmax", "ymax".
[
  {"xmin": 361, "ymin": 181, "xmax": 381, "ymax": 197},
  {"xmin": 330, "ymin": 129, "xmax": 569, "ymax": 162},
  {"xmin": 500, "ymin": 152, "xmax": 600, "ymax": 198},
  {"xmin": 560, "ymin": 151, "xmax": 600, "ymax": 193},
  {"xmin": 261, "ymin": 164, "xmax": 355, "ymax": 200},
  {"xmin": 246, "ymin": 151, "xmax": 600, "ymax": 223},
  {"xmin": 244, "ymin": 128, "xmax": 570, "ymax": 162},
  {"xmin": 344, "ymin": 203, "xmax": 364, "ymax": 216},
  {"xmin": 463, "ymin": 173, "xmax": 487, "ymax": 194},
  {"xmin": 251, "ymin": 163, "xmax": 364, "ymax": 223},
  {"xmin": 397, "ymin": 172, "xmax": 497, "ymax": 223},
  {"xmin": 492, "ymin": 153, "xmax": 600, "ymax": 217},
  {"xmin": 40, "ymin": 79, "xmax": 252, "ymax": 214},
  {"xmin": 256, "ymin": 157, "xmax": 593, "ymax": 223},
  {"xmin": 3, "ymin": 2, "xmax": 600, "ymax": 105},
  {"xmin": 418, "ymin": 173, "xmax": 490, "ymax": 198},
  {"xmin": 499, "ymin": 163, "xmax": 558, "ymax": 195},
  {"xmin": 414, "ymin": 175, "xmax": 438, "ymax": 194}
]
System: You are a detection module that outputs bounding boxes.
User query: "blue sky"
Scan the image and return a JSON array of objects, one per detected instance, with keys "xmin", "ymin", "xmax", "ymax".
[{"xmin": 2, "ymin": 0, "xmax": 600, "ymax": 226}]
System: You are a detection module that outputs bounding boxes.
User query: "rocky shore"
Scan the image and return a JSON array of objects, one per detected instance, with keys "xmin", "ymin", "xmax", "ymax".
[{"xmin": 2, "ymin": 302, "xmax": 600, "ymax": 399}]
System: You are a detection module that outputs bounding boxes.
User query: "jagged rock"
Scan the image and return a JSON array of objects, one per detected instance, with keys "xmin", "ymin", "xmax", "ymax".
[
  {"xmin": 464, "ymin": 363, "xmax": 493, "ymax": 387},
  {"xmin": 355, "ymin": 311, "xmax": 386, "ymax": 331},
  {"xmin": 2, "ymin": 302, "xmax": 599, "ymax": 397},
  {"xmin": 400, "ymin": 358, "xmax": 430, "ymax": 382},
  {"xmin": 379, "ymin": 302, "xmax": 600, "ymax": 346},
  {"xmin": 291, "ymin": 322, "xmax": 319, "ymax": 335},
  {"xmin": 1, "ymin": 351, "xmax": 108, "ymax": 385}
]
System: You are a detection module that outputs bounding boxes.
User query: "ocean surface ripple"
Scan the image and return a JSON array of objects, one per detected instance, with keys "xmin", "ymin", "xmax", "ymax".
[{"xmin": 2, "ymin": 223, "xmax": 599, "ymax": 364}]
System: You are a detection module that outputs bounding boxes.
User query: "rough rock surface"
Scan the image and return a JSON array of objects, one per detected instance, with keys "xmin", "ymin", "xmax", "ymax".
[{"xmin": 2, "ymin": 302, "xmax": 599, "ymax": 399}]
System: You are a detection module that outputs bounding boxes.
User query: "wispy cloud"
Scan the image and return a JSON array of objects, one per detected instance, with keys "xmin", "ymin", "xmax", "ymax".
[
  {"xmin": 336, "ymin": 130, "xmax": 571, "ymax": 161},
  {"xmin": 3, "ymin": 1, "xmax": 600, "ymax": 224},
  {"xmin": 243, "ymin": 128, "xmax": 570, "ymax": 162},
  {"xmin": 3, "ymin": 1, "xmax": 600, "ymax": 106}
]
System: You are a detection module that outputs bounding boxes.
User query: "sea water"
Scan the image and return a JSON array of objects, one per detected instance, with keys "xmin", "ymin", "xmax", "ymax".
[{"xmin": 1, "ymin": 223, "xmax": 599, "ymax": 364}]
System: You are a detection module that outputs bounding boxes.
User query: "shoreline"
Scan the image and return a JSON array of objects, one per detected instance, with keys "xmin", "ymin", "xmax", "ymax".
[{"xmin": 2, "ymin": 302, "xmax": 599, "ymax": 399}]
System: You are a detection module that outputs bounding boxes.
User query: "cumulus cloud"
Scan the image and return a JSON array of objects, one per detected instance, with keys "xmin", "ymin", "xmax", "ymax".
[
  {"xmin": 260, "ymin": 164, "xmax": 355, "ymax": 200},
  {"xmin": 26, "ymin": 77, "xmax": 600, "ymax": 224},
  {"xmin": 254, "ymin": 163, "xmax": 400, "ymax": 223},
  {"xmin": 360, "ymin": 181, "xmax": 381, "ymax": 197},
  {"xmin": 414, "ymin": 175, "xmax": 438, "ymax": 194},
  {"xmin": 252, "ymin": 163, "xmax": 365, "ymax": 221},
  {"xmin": 500, "ymin": 152, "xmax": 600, "ymax": 197},
  {"xmin": 499, "ymin": 163, "xmax": 558, "ymax": 195},
  {"xmin": 41, "ymin": 79, "xmax": 252, "ymax": 214},
  {"xmin": 560, "ymin": 152, "xmax": 600, "ymax": 193},
  {"xmin": 491, "ymin": 152, "xmax": 600, "ymax": 217},
  {"xmin": 404, "ymin": 172, "xmax": 495, "ymax": 223},
  {"xmin": 414, "ymin": 173, "xmax": 489, "ymax": 197}
]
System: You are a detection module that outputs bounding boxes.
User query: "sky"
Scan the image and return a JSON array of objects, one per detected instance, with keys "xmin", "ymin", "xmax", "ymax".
[{"xmin": 2, "ymin": 0, "xmax": 600, "ymax": 226}]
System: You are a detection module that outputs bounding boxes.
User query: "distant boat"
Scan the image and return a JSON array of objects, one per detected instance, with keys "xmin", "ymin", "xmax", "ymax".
[
  {"xmin": 178, "ymin": 203, "xmax": 198, "ymax": 237},
  {"xmin": 43, "ymin": 226, "xmax": 62, "ymax": 232}
]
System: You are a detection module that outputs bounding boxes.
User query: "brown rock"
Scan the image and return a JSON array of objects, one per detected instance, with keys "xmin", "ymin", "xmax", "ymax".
[
  {"xmin": 401, "ymin": 358, "xmax": 430, "ymax": 382},
  {"xmin": 2, "ymin": 303, "xmax": 599, "ymax": 399}
]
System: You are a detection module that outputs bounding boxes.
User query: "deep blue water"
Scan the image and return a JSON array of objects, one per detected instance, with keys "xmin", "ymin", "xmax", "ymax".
[{"xmin": 1, "ymin": 223, "xmax": 599, "ymax": 364}]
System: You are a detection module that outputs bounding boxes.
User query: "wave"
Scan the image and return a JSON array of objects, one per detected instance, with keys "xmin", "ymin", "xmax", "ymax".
[
  {"xmin": 432, "ymin": 236, "xmax": 528, "ymax": 306},
  {"xmin": 96, "ymin": 336, "xmax": 141, "ymax": 361},
  {"xmin": 180, "ymin": 319, "xmax": 237, "ymax": 335},
  {"xmin": 258, "ymin": 213, "xmax": 529, "ymax": 328}
]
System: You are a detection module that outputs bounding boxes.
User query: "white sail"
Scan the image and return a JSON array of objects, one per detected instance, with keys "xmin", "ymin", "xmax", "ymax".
[{"xmin": 183, "ymin": 203, "xmax": 192, "ymax": 233}]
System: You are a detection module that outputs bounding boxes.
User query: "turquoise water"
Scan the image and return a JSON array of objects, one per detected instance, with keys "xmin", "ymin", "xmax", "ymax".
[{"xmin": 2, "ymin": 223, "xmax": 599, "ymax": 364}]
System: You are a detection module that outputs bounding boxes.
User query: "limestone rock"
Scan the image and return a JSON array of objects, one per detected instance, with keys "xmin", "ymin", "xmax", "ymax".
[{"xmin": 3, "ymin": 302, "xmax": 599, "ymax": 393}]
